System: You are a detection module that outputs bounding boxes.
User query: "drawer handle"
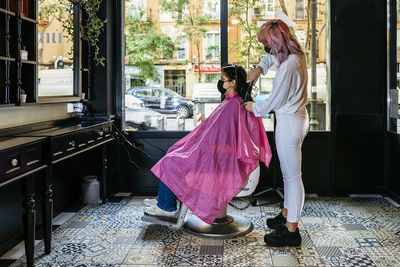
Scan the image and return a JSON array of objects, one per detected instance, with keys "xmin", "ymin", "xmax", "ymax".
[
  {"xmin": 69, "ymin": 140, "xmax": 75, "ymax": 147},
  {"xmin": 98, "ymin": 131, "xmax": 104, "ymax": 137},
  {"xmin": 11, "ymin": 158, "xmax": 18, "ymax": 167}
]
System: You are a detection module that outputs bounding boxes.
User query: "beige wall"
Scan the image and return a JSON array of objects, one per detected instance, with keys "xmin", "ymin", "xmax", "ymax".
[{"xmin": 0, "ymin": 104, "xmax": 76, "ymax": 130}]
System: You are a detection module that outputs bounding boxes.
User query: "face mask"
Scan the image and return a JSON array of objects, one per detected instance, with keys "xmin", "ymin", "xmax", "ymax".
[
  {"xmin": 217, "ymin": 80, "xmax": 227, "ymax": 94},
  {"xmin": 264, "ymin": 46, "xmax": 272, "ymax": 54}
]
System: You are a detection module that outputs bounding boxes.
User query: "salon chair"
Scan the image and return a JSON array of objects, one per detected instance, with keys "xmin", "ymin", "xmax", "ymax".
[{"xmin": 141, "ymin": 165, "xmax": 260, "ymax": 238}]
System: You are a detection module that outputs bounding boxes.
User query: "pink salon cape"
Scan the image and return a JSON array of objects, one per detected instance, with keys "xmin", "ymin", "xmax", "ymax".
[{"xmin": 151, "ymin": 92, "xmax": 272, "ymax": 224}]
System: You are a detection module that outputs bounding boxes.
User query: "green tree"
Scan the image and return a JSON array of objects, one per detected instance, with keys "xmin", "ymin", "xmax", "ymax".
[
  {"xmin": 160, "ymin": 0, "xmax": 210, "ymax": 82},
  {"xmin": 125, "ymin": 5, "xmax": 173, "ymax": 82},
  {"xmin": 229, "ymin": 0, "xmax": 265, "ymax": 72}
]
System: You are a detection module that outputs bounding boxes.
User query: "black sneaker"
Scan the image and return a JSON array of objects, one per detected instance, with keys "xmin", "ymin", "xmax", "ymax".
[
  {"xmin": 264, "ymin": 226, "xmax": 302, "ymax": 247},
  {"xmin": 266, "ymin": 212, "xmax": 286, "ymax": 230}
]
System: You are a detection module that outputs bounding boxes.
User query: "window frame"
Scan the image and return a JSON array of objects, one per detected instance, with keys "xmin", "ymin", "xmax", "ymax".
[
  {"xmin": 204, "ymin": 31, "xmax": 220, "ymax": 61},
  {"xmin": 122, "ymin": 0, "xmax": 331, "ymax": 133},
  {"xmin": 204, "ymin": 0, "xmax": 220, "ymax": 20},
  {"xmin": 387, "ymin": 0, "xmax": 400, "ymax": 134},
  {"xmin": 295, "ymin": 0, "xmax": 306, "ymax": 20},
  {"xmin": 176, "ymin": 36, "xmax": 187, "ymax": 60}
]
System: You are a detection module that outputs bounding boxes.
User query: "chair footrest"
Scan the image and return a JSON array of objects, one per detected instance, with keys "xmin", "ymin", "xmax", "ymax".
[{"xmin": 141, "ymin": 213, "xmax": 179, "ymax": 225}]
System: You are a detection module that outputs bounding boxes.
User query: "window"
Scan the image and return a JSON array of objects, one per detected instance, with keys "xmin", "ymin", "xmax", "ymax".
[
  {"xmin": 153, "ymin": 88, "xmax": 169, "ymax": 98},
  {"xmin": 160, "ymin": 10, "xmax": 174, "ymax": 21},
  {"xmin": 244, "ymin": 1, "xmax": 330, "ymax": 131},
  {"xmin": 295, "ymin": 30, "xmax": 306, "ymax": 48},
  {"xmin": 164, "ymin": 70, "xmax": 186, "ymax": 96},
  {"xmin": 295, "ymin": 0, "xmax": 305, "ymax": 20},
  {"xmin": 123, "ymin": 1, "xmax": 330, "ymax": 132},
  {"xmin": 176, "ymin": 36, "xmax": 187, "ymax": 60},
  {"xmin": 253, "ymin": 0, "xmax": 275, "ymax": 19},
  {"xmin": 38, "ymin": 0, "xmax": 75, "ymax": 97},
  {"xmin": 206, "ymin": 74, "xmax": 219, "ymax": 83},
  {"xmin": 124, "ymin": 0, "xmax": 220, "ymax": 131},
  {"xmin": 267, "ymin": 0, "xmax": 275, "ymax": 12},
  {"xmin": 205, "ymin": 32, "xmax": 220, "ymax": 60},
  {"xmin": 204, "ymin": 0, "xmax": 220, "ymax": 20},
  {"xmin": 134, "ymin": 89, "xmax": 152, "ymax": 97},
  {"xmin": 127, "ymin": 0, "xmax": 145, "ymax": 18}
]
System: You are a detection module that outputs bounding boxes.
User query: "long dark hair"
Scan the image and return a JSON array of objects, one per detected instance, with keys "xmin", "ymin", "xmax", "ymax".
[{"xmin": 221, "ymin": 64, "xmax": 253, "ymax": 101}]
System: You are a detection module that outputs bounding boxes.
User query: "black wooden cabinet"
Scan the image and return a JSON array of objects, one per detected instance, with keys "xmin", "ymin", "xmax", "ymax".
[
  {"xmin": 0, "ymin": 136, "xmax": 47, "ymax": 267},
  {"xmin": 0, "ymin": 137, "xmax": 43, "ymax": 183}
]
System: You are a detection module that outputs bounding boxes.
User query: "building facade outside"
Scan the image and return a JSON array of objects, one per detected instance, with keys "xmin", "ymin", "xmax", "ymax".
[{"xmin": 126, "ymin": 0, "xmax": 327, "ymax": 97}]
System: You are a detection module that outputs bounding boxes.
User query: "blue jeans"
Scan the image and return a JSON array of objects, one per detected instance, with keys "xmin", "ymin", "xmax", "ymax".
[{"xmin": 156, "ymin": 181, "xmax": 177, "ymax": 212}]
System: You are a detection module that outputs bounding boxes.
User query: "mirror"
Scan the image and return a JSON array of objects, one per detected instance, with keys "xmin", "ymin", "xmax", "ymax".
[{"xmin": 38, "ymin": 0, "xmax": 74, "ymax": 97}]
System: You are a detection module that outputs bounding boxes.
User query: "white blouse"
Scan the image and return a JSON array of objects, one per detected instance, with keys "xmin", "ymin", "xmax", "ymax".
[{"xmin": 252, "ymin": 53, "xmax": 308, "ymax": 117}]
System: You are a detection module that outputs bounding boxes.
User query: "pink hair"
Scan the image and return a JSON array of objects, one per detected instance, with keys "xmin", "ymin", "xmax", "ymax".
[{"xmin": 257, "ymin": 19, "xmax": 304, "ymax": 64}]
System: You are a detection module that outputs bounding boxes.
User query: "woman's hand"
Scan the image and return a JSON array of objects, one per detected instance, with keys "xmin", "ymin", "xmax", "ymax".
[
  {"xmin": 246, "ymin": 66, "xmax": 263, "ymax": 83},
  {"xmin": 243, "ymin": 102, "xmax": 254, "ymax": 112}
]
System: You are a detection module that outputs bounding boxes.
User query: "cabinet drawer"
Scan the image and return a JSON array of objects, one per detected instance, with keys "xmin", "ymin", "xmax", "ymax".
[
  {"xmin": 51, "ymin": 135, "xmax": 77, "ymax": 160},
  {"xmin": 0, "ymin": 143, "xmax": 43, "ymax": 182}
]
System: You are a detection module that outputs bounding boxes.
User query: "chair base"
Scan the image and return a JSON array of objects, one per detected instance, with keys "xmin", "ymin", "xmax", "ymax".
[
  {"xmin": 184, "ymin": 215, "xmax": 253, "ymax": 239},
  {"xmin": 254, "ymin": 187, "xmax": 284, "ymax": 199}
]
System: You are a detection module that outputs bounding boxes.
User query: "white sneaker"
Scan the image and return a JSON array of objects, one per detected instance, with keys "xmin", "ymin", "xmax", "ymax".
[
  {"xmin": 144, "ymin": 205, "xmax": 177, "ymax": 217},
  {"xmin": 143, "ymin": 198, "xmax": 158, "ymax": 207}
]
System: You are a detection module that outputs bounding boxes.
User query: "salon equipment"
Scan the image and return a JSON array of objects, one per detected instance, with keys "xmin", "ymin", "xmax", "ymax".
[
  {"xmin": 141, "ymin": 165, "xmax": 260, "ymax": 238},
  {"xmin": 253, "ymin": 112, "xmax": 284, "ymax": 200},
  {"xmin": 244, "ymin": 81, "xmax": 255, "ymax": 102}
]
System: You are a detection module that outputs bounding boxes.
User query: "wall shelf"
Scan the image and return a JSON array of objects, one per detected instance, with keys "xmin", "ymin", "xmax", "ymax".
[
  {"xmin": 21, "ymin": 60, "xmax": 37, "ymax": 65},
  {"xmin": 0, "ymin": 8, "xmax": 15, "ymax": 16},
  {"xmin": 0, "ymin": 56, "xmax": 15, "ymax": 62},
  {"xmin": 1, "ymin": 0, "xmax": 87, "ymax": 106},
  {"xmin": 0, "ymin": 0, "xmax": 37, "ymax": 105},
  {"xmin": 21, "ymin": 16, "xmax": 37, "ymax": 24}
]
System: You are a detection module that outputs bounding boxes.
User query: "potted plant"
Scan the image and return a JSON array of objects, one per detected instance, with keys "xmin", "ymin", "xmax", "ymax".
[{"xmin": 20, "ymin": 89, "xmax": 27, "ymax": 104}]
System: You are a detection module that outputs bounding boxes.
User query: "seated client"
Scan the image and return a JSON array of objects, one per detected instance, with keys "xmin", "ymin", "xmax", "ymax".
[{"xmin": 145, "ymin": 65, "xmax": 272, "ymax": 224}]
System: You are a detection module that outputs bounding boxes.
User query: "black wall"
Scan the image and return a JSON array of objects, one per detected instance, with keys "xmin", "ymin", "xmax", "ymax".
[
  {"xmin": 331, "ymin": 0, "xmax": 387, "ymax": 194},
  {"xmin": 386, "ymin": 133, "xmax": 400, "ymax": 202}
]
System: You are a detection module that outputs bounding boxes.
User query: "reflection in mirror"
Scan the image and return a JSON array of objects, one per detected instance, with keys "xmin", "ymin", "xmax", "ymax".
[{"xmin": 38, "ymin": 0, "xmax": 74, "ymax": 97}]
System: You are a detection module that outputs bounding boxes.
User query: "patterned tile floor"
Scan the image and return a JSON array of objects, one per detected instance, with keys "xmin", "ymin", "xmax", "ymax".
[{"xmin": 4, "ymin": 195, "xmax": 400, "ymax": 266}]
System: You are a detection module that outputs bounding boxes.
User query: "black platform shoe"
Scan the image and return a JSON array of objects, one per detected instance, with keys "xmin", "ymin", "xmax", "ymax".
[
  {"xmin": 264, "ymin": 226, "xmax": 302, "ymax": 247},
  {"xmin": 266, "ymin": 212, "xmax": 287, "ymax": 230}
]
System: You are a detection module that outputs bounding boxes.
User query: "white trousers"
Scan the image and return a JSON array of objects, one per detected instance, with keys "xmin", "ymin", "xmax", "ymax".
[{"xmin": 275, "ymin": 111, "xmax": 309, "ymax": 223}]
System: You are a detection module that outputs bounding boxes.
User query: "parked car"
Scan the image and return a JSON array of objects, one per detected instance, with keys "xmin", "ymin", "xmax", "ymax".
[
  {"xmin": 124, "ymin": 95, "xmax": 166, "ymax": 131},
  {"xmin": 126, "ymin": 86, "xmax": 194, "ymax": 118}
]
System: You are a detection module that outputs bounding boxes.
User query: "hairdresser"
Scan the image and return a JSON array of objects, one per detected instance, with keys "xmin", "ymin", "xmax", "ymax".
[{"xmin": 243, "ymin": 19, "xmax": 309, "ymax": 247}]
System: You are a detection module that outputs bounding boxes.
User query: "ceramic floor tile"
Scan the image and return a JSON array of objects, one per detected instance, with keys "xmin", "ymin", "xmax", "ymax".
[
  {"xmin": 0, "ymin": 240, "xmax": 41, "ymax": 260},
  {"xmin": 246, "ymin": 229, "xmax": 266, "ymax": 247},
  {"xmin": 308, "ymin": 230, "xmax": 358, "ymax": 247},
  {"xmin": 315, "ymin": 246, "xmax": 343, "ymax": 257},
  {"xmin": 6, "ymin": 196, "xmax": 400, "ymax": 267},
  {"xmin": 271, "ymin": 255, "xmax": 299, "ymax": 266},
  {"xmin": 247, "ymin": 246, "xmax": 273, "ymax": 266},
  {"xmin": 53, "ymin": 212, "xmax": 77, "ymax": 225}
]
